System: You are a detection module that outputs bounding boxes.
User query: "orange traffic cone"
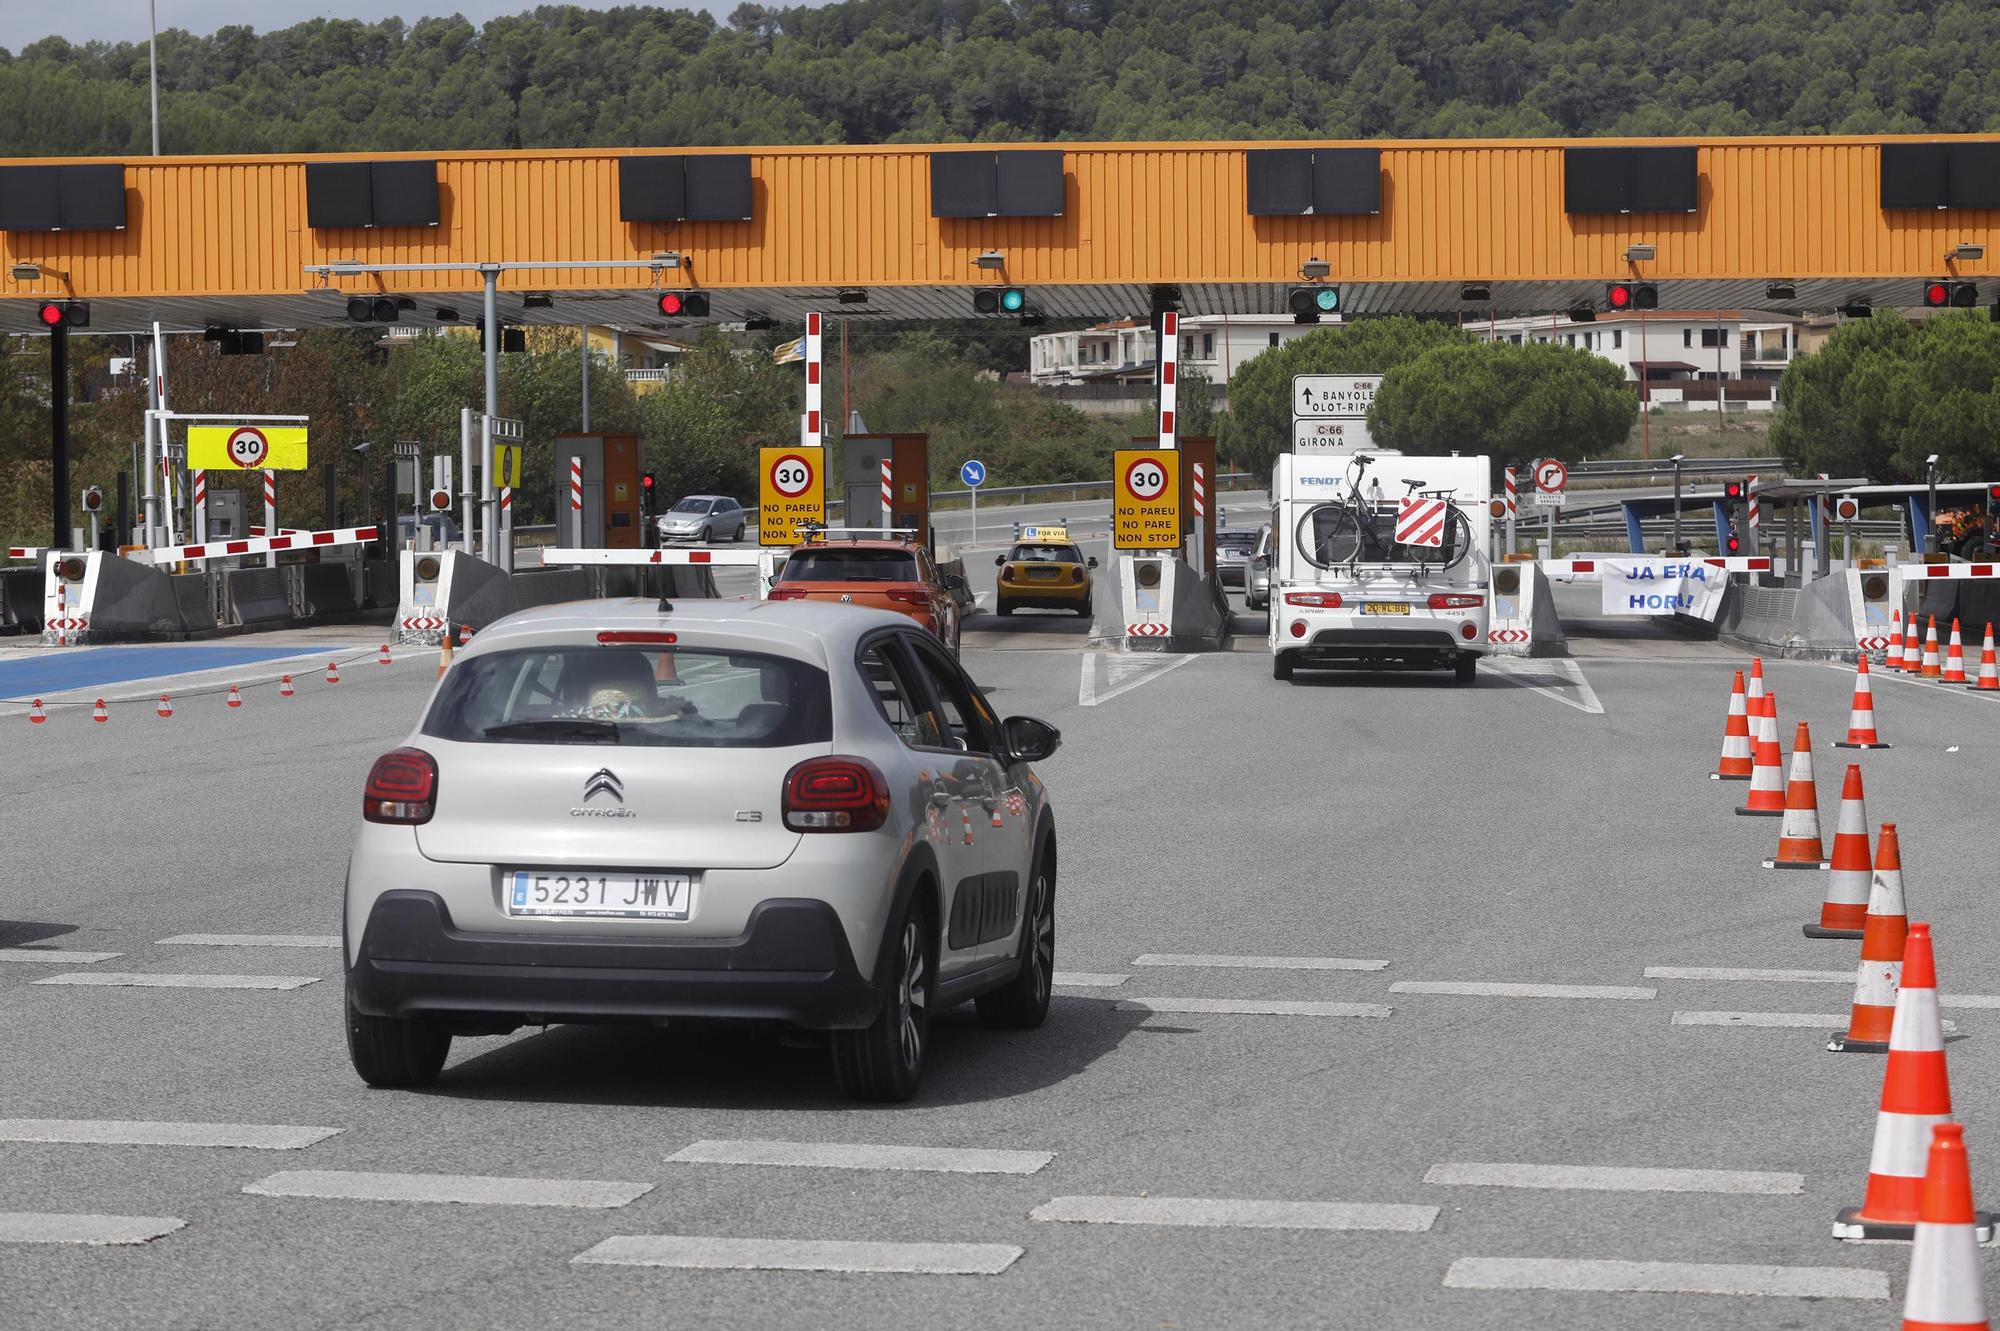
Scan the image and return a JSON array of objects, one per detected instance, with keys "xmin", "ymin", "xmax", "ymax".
[
  {"xmin": 377, "ymin": 643, "xmax": 392, "ymax": 666},
  {"xmin": 1833, "ymin": 656, "xmax": 1890, "ymax": 749},
  {"xmin": 27, "ymin": 698, "xmax": 45, "ymax": 724},
  {"xmin": 1888, "ymin": 609, "xmax": 1906, "ymax": 670},
  {"xmin": 1809, "ymin": 763, "xmax": 1871, "ymax": 939},
  {"xmin": 1712, "ymin": 669, "xmax": 1754, "ymax": 780},
  {"xmin": 1764, "ymin": 722, "xmax": 1826, "ymax": 868},
  {"xmin": 1922, "ymin": 616, "xmax": 1942, "ymax": 677},
  {"xmin": 437, "ymin": 635, "xmax": 454, "ymax": 679},
  {"xmin": 226, "ymin": 684, "xmax": 243, "ymax": 709},
  {"xmin": 325, "ymin": 661, "xmax": 340, "ymax": 685},
  {"xmin": 91, "ymin": 698, "xmax": 107, "ymax": 723},
  {"xmin": 1903, "ymin": 612, "xmax": 1923, "ymax": 672},
  {"xmin": 156, "ymin": 694, "xmax": 173, "ymax": 719},
  {"xmin": 279, "ymin": 674, "xmax": 295, "ymax": 698},
  {"xmin": 1835, "ymin": 924, "xmax": 1994, "ymax": 1242},
  {"xmin": 1737, "ymin": 689, "xmax": 1786, "ymax": 816},
  {"xmin": 1942, "ymin": 618, "xmax": 1968, "ymax": 684},
  {"xmin": 1976, "ymin": 624, "xmax": 1999, "ymax": 692},
  {"xmin": 1900, "ymin": 1125, "xmax": 1991, "ymax": 1330},
  {"xmin": 1829, "ymin": 824, "xmax": 1909, "ymax": 1053}
]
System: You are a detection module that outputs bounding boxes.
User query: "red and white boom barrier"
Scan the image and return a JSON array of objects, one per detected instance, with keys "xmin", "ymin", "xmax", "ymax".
[
  {"xmin": 537, "ymin": 547, "xmax": 764, "ymax": 567},
  {"xmin": 1543, "ymin": 556, "xmax": 1772, "ymax": 579},
  {"xmin": 140, "ymin": 525, "xmax": 380, "ymax": 566},
  {"xmin": 1898, "ymin": 561, "xmax": 1998, "ymax": 581}
]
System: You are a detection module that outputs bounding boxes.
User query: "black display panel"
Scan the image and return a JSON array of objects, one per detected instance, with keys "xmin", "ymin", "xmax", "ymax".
[
  {"xmin": 1880, "ymin": 143, "xmax": 1949, "ymax": 210},
  {"xmin": 0, "ymin": 165, "xmax": 62, "ymax": 231},
  {"xmin": 1943, "ymin": 141, "xmax": 2000, "ymax": 210},
  {"xmin": 1246, "ymin": 148, "xmax": 1313, "ymax": 216},
  {"xmin": 1311, "ymin": 146, "xmax": 1382, "ymax": 215},
  {"xmin": 1624, "ymin": 146, "xmax": 1699, "ymax": 213},
  {"xmin": 56, "ymin": 164, "xmax": 126, "ymax": 229},
  {"xmin": 931, "ymin": 151, "xmax": 997, "ymax": 218},
  {"xmin": 683, "ymin": 154, "xmax": 753, "ymax": 221},
  {"xmin": 1563, "ymin": 147, "xmax": 1629, "ymax": 214},
  {"xmin": 369, "ymin": 160, "xmax": 440, "ymax": 228},
  {"xmin": 995, "ymin": 150, "xmax": 1065, "ymax": 216},
  {"xmin": 619, "ymin": 156, "xmax": 686, "ymax": 222},
  {"xmin": 304, "ymin": 162, "xmax": 373, "ymax": 229}
]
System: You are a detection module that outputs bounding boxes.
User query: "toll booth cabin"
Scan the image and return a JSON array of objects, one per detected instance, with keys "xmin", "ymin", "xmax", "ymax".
[
  {"xmin": 841, "ymin": 434, "xmax": 929, "ymax": 533},
  {"xmin": 552, "ymin": 433, "xmax": 645, "ymax": 548}
]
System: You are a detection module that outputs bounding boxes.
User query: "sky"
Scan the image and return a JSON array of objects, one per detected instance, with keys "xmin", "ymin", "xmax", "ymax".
[{"xmin": 0, "ymin": 2, "xmax": 760, "ymax": 50}]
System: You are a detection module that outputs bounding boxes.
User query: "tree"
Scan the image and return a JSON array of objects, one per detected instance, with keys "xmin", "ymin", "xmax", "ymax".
[
  {"xmin": 1219, "ymin": 319, "xmax": 1474, "ymax": 478},
  {"xmin": 1370, "ymin": 339, "xmax": 1637, "ymax": 478},
  {"xmin": 1178, "ymin": 367, "xmax": 1216, "ymax": 441},
  {"xmin": 1772, "ymin": 311, "xmax": 2000, "ymax": 483}
]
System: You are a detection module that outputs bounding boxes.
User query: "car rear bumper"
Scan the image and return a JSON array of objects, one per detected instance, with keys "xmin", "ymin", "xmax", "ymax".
[
  {"xmin": 348, "ymin": 890, "xmax": 882, "ymax": 1029},
  {"xmin": 1274, "ymin": 608, "xmax": 1489, "ymax": 666}
]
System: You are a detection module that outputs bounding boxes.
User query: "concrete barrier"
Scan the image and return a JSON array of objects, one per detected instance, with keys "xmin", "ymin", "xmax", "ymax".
[
  {"xmin": 170, "ymin": 574, "xmax": 215, "ymax": 633},
  {"xmin": 299, "ymin": 564, "xmax": 359, "ymax": 617},
  {"xmin": 1117, "ymin": 554, "xmax": 1230, "ymax": 652},
  {"xmin": 40, "ymin": 551, "xmax": 189, "ymax": 643},
  {"xmin": 1, "ymin": 568, "xmax": 40, "ymax": 631},
  {"xmin": 1486, "ymin": 561, "xmax": 1566, "ymax": 657},
  {"xmin": 226, "ymin": 566, "xmax": 293, "ymax": 627},
  {"xmin": 510, "ymin": 568, "xmax": 593, "ymax": 610}
]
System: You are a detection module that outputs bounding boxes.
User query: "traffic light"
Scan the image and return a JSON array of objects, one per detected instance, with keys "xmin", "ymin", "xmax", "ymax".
[
  {"xmin": 1722, "ymin": 479, "xmax": 1747, "ymax": 554},
  {"xmin": 1924, "ymin": 281, "xmax": 1977, "ymax": 308},
  {"xmin": 38, "ymin": 300, "xmax": 89, "ymax": 328},
  {"xmin": 972, "ymin": 287, "xmax": 1027, "ymax": 315},
  {"xmin": 640, "ymin": 471, "xmax": 657, "ymax": 517},
  {"xmin": 1287, "ymin": 286, "xmax": 1341, "ymax": 322},
  {"xmin": 472, "ymin": 319, "xmax": 529, "ymax": 353},
  {"xmin": 80, "ymin": 485, "xmax": 104, "ymax": 513},
  {"xmin": 1606, "ymin": 282, "xmax": 1658, "ymax": 311},
  {"xmin": 346, "ymin": 296, "xmax": 408, "ymax": 323},
  {"xmin": 657, "ymin": 291, "xmax": 710, "ymax": 318},
  {"xmin": 428, "ymin": 487, "xmax": 452, "ymax": 514}
]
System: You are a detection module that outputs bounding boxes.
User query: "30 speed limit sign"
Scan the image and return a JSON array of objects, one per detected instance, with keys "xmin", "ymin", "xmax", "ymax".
[
  {"xmin": 1113, "ymin": 449, "xmax": 1179, "ymax": 550},
  {"xmin": 225, "ymin": 426, "xmax": 270, "ymax": 468},
  {"xmin": 759, "ymin": 447, "xmax": 824, "ymax": 546}
]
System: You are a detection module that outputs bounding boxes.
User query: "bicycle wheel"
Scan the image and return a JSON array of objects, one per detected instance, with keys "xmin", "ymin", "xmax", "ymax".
[{"xmin": 1298, "ymin": 503, "xmax": 1385, "ymax": 568}]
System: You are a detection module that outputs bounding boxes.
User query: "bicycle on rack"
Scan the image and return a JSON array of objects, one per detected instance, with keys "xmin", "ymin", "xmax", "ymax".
[{"xmin": 1297, "ymin": 454, "xmax": 1473, "ymax": 574}]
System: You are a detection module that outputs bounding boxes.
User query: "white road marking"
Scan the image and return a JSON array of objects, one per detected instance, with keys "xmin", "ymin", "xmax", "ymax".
[
  {"xmin": 0, "ymin": 1119, "xmax": 340, "ymax": 1149},
  {"xmin": 573, "ymin": 1236, "xmax": 1024, "ymax": 1275},
  {"xmin": 32, "ymin": 972, "xmax": 320, "ymax": 989},
  {"xmin": 1673, "ymin": 1010, "xmax": 1960, "ymax": 1032},
  {"xmin": 1052, "ymin": 972, "xmax": 1130, "ymax": 988},
  {"xmin": 1941, "ymin": 994, "xmax": 2000, "ymax": 1009},
  {"xmin": 1645, "ymin": 966, "xmax": 1850, "ymax": 984},
  {"xmin": 1031, "ymin": 1196, "xmax": 1437, "ymax": 1232},
  {"xmin": 157, "ymin": 934, "xmax": 340, "ymax": 948},
  {"xmin": 244, "ymin": 1171, "xmax": 651, "ymax": 1208},
  {"xmin": 1484, "ymin": 657, "xmax": 1606, "ymax": 715},
  {"xmin": 1443, "ymin": 1256, "xmax": 1887, "ymax": 1300},
  {"xmin": 666, "ymin": 1141, "xmax": 1052, "ymax": 1175},
  {"xmin": 1133, "ymin": 954, "xmax": 1389, "ymax": 972},
  {"xmin": 1391, "ymin": 981, "xmax": 1655, "ymax": 1000},
  {"xmin": 1078, "ymin": 651, "xmax": 1198, "ymax": 707},
  {"xmin": 1425, "ymin": 1163, "xmax": 1803, "ymax": 1195},
  {"xmin": 1117, "ymin": 997, "xmax": 1392, "ymax": 1019},
  {"xmin": 0, "ymin": 948, "xmax": 121, "ymax": 964},
  {"xmin": 0, "ymin": 1212, "xmax": 186, "ymax": 1245}
]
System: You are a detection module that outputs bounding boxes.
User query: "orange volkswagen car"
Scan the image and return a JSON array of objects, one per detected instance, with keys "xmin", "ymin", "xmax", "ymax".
[{"xmin": 767, "ymin": 529, "xmax": 966, "ymax": 653}]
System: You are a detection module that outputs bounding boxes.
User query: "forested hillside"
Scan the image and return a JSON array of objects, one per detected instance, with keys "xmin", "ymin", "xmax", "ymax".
[{"xmin": 2, "ymin": 0, "xmax": 1997, "ymax": 156}]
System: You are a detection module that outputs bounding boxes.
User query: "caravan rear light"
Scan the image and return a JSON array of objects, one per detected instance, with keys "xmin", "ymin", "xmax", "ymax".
[
  {"xmin": 1428, "ymin": 594, "xmax": 1483, "ymax": 610},
  {"xmin": 1284, "ymin": 592, "xmax": 1343, "ymax": 608},
  {"xmin": 1289, "ymin": 620, "xmax": 1308, "ymax": 638},
  {"xmin": 1460, "ymin": 622, "xmax": 1478, "ymax": 640}
]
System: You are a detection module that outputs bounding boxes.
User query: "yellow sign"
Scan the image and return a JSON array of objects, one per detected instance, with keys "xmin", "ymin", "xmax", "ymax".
[
  {"xmin": 759, "ymin": 447, "xmax": 825, "ymax": 546},
  {"xmin": 492, "ymin": 445, "xmax": 521, "ymax": 488},
  {"xmin": 1113, "ymin": 449, "xmax": 1180, "ymax": 550},
  {"xmin": 188, "ymin": 424, "xmax": 309, "ymax": 471}
]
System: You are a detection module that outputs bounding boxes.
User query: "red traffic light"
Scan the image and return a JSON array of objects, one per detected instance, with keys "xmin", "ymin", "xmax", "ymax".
[
  {"xmin": 38, "ymin": 302, "xmax": 65, "ymax": 326},
  {"xmin": 1725, "ymin": 535, "xmax": 1741, "ymax": 553},
  {"xmin": 658, "ymin": 292, "xmax": 710, "ymax": 318},
  {"xmin": 1926, "ymin": 282, "xmax": 1951, "ymax": 307},
  {"xmin": 1723, "ymin": 480, "xmax": 1744, "ymax": 500},
  {"xmin": 641, "ymin": 472, "xmax": 656, "ymax": 490},
  {"xmin": 1924, "ymin": 281, "xmax": 1977, "ymax": 308},
  {"xmin": 1607, "ymin": 283, "xmax": 1632, "ymax": 310},
  {"xmin": 1988, "ymin": 484, "xmax": 2000, "ymax": 501},
  {"xmin": 429, "ymin": 489, "xmax": 451, "ymax": 512}
]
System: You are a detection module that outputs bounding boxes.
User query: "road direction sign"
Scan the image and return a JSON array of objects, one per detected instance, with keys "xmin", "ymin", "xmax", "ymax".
[
  {"xmin": 1294, "ymin": 418, "xmax": 1373, "ymax": 453},
  {"xmin": 1113, "ymin": 448, "xmax": 1179, "ymax": 550},
  {"xmin": 1291, "ymin": 374, "xmax": 1379, "ymax": 419},
  {"xmin": 960, "ymin": 459, "xmax": 986, "ymax": 488},
  {"xmin": 759, "ymin": 447, "xmax": 823, "ymax": 546}
]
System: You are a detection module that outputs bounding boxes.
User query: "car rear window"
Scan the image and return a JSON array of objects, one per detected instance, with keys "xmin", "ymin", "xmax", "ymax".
[
  {"xmin": 781, "ymin": 549, "xmax": 919, "ymax": 582},
  {"xmin": 423, "ymin": 646, "xmax": 831, "ymax": 748},
  {"xmin": 1008, "ymin": 544, "xmax": 1083, "ymax": 563},
  {"xmin": 1216, "ymin": 532, "xmax": 1257, "ymax": 552}
]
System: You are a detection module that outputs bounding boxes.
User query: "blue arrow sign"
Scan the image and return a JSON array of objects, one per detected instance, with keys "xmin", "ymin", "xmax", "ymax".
[{"xmin": 960, "ymin": 459, "xmax": 987, "ymax": 488}]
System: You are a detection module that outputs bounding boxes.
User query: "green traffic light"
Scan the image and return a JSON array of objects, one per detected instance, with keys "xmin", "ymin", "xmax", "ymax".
[
  {"xmin": 1314, "ymin": 287, "xmax": 1340, "ymax": 313},
  {"xmin": 1001, "ymin": 288, "xmax": 1025, "ymax": 312}
]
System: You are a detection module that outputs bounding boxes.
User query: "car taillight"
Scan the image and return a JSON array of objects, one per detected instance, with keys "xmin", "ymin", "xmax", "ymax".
[
  {"xmin": 1290, "ymin": 620, "xmax": 1308, "ymax": 638},
  {"xmin": 1428, "ymin": 594, "xmax": 1483, "ymax": 610},
  {"xmin": 1070, "ymin": 567, "xmax": 1085, "ymax": 583},
  {"xmin": 768, "ymin": 586, "xmax": 808, "ymax": 601},
  {"xmin": 886, "ymin": 588, "xmax": 930, "ymax": 607},
  {"xmin": 364, "ymin": 747, "xmax": 437, "ymax": 825},
  {"xmin": 783, "ymin": 757, "xmax": 890, "ymax": 832},
  {"xmin": 597, "ymin": 630, "xmax": 677, "ymax": 644},
  {"xmin": 1285, "ymin": 592, "xmax": 1342, "ymax": 608},
  {"xmin": 1460, "ymin": 622, "xmax": 1478, "ymax": 640}
]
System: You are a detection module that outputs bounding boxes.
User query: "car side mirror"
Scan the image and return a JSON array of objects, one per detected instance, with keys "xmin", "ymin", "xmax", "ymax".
[
  {"xmin": 1086, "ymin": 557, "xmax": 1099, "ymax": 569},
  {"xmin": 943, "ymin": 574, "xmax": 969, "ymax": 592},
  {"xmin": 994, "ymin": 555, "xmax": 1007, "ymax": 567},
  {"xmin": 1002, "ymin": 715, "xmax": 1061, "ymax": 763}
]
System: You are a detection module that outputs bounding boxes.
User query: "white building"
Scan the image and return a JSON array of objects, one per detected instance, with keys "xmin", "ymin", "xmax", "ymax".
[
  {"xmin": 1475, "ymin": 310, "xmax": 1799, "ymax": 388},
  {"xmin": 1029, "ymin": 314, "xmax": 1325, "ymax": 387}
]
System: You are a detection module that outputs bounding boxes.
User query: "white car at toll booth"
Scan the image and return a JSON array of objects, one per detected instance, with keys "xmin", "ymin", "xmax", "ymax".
[{"xmin": 1268, "ymin": 450, "xmax": 1492, "ymax": 683}]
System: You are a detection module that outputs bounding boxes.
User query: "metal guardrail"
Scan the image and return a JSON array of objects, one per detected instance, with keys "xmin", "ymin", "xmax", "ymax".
[
  {"xmin": 1568, "ymin": 457, "xmax": 1785, "ymax": 479},
  {"xmin": 932, "ymin": 473, "xmax": 1259, "ymax": 506}
]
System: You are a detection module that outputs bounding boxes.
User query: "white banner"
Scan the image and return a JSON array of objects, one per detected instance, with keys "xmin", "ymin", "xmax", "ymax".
[{"xmin": 1600, "ymin": 558, "xmax": 1728, "ymax": 620}]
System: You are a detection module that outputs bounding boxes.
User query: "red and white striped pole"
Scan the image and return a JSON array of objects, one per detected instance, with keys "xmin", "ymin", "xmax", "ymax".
[
  {"xmin": 192, "ymin": 470, "xmax": 208, "ymax": 543},
  {"xmin": 1192, "ymin": 460, "xmax": 1206, "ymax": 524},
  {"xmin": 880, "ymin": 456, "xmax": 893, "ymax": 532},
  {"xmin": 262, "ymin": 469, "xmax": 278, "ymax": 568},
  {"xmin": 568, "ymin": 456, "xmax": 583, "ymax": 546},
  {"xmin": 1157, "ymin": 310, "xmax": 1178, "ymax": 449},
  {"xmin": 1503, "ymin": 464, "xmax": 1519, "ymax": 557},
  {"xmin": 803, "ymin": 311, "xmax": 823, "ymax": 449},
  {"xmin": 499, "ymin": 486, "xmax": 513, "ymax": 570}
]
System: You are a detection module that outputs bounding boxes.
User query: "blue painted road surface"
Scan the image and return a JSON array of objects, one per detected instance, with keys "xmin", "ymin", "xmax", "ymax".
[{"xmin": 0, "ymin": 645, "xmax": 341, "ymax": 698}]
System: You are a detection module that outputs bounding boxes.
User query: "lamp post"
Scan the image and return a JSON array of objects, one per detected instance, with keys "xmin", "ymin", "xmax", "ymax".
[{"xmin": 149, "ymin": 1, "xmax": 160, "ymax": 156}]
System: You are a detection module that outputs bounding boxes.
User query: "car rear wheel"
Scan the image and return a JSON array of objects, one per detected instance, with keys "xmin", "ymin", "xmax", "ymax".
[
  {"xmin": 1273, "ymin": 651, "xmax": 1294, "ymax": 681},
  {"xmin": 977, "ymin": 858, "xmax": 1053, "ymax": 1030},
  {"xmin": 346, "ymin": 990, "xmax": 451, "ymax": 1088},
  {"xmin": 832, "ymin": 897, "xmax": 933, "ymax": 1102},
  {"xmin": 1455, "ymin": 655, "xmax": 1478, "ymax": 684},
  {"xmin": 996, "ymin": 599, "xmax": 1013, "ymax": 617}
]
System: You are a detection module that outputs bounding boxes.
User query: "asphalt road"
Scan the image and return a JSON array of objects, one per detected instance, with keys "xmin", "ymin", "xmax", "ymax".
[{"xmin": 2, "ymin": 593, "xmax": 1997, "ymax": 1329}]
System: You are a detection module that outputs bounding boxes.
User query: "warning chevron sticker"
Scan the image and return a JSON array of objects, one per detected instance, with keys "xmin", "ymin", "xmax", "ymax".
[{"xmin": 1395, "ymin": 497, "xmax": 1447, "ymax": 547}]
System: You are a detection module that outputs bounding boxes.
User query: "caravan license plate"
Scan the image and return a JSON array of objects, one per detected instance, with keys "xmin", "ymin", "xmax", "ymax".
[
  {"xmin": 1361, "ymin": 602, "xmax": 1411, "ymax": 615},
  {"xmin": 506, "ymin": 871, "xmax": 694, "ymax": 920}
]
